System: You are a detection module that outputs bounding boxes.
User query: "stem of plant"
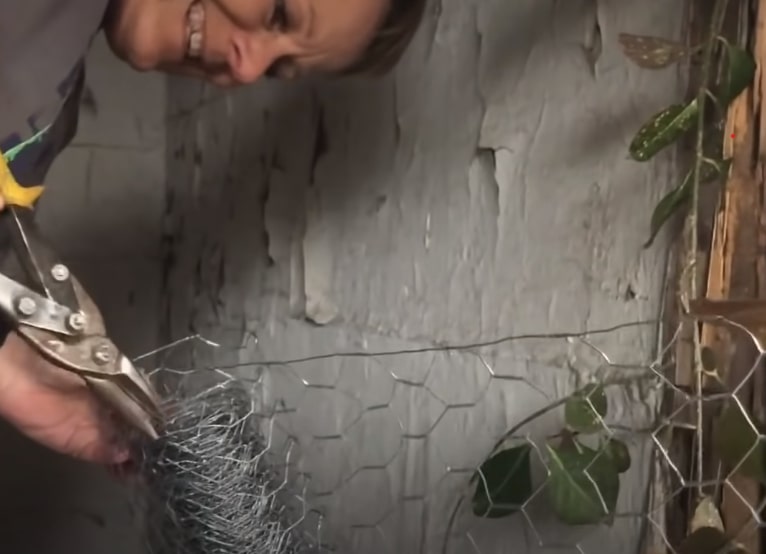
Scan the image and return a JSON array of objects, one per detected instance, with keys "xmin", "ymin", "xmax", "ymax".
[
  {"xmin": 690, "ymin": 0, "xmax": 729, "ymax": 498},
  {"xmin": 441, "ymin": 497, "xmax": 464, "ymax": 554}
]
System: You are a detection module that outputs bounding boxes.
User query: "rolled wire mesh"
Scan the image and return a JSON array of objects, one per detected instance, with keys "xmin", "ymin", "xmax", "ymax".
[
  {"xmin": 127, "ymin": 313, "xmax": 766, "ymax": 554},
  {"xmin": 136, "ymin": 370, "xmax": 325, "ymax": 553}
]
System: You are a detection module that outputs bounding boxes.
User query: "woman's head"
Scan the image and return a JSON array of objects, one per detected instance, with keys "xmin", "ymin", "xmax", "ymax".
[{"xmin": 103, "ymin": 0, "xmax": 426, "ymax": 86}]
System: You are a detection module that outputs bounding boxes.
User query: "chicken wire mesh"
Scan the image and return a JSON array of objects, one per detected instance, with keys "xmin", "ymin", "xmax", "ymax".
[
  {"xmin": 138, "ymin": 376, "xmax": 324, "ymax": 554},
  {"xmin": 130, "ymin": 312, "xmax": 766, "ymax": 554}
]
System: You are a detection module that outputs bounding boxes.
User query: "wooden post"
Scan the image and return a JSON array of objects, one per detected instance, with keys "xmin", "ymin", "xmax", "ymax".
[{"xmin": 697, "ymin": 1, "xmax": 766, "ymax": 550}]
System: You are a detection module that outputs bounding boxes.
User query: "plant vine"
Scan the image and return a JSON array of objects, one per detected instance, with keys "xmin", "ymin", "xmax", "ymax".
[{"xmin": 443, "ymin": 2, "xmax": 762, "ymax": 552}]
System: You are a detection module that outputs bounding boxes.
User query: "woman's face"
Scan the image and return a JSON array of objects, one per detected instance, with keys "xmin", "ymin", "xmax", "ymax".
[{"xmin": 104, "ymin": 0, "xmax": 390, "ymax": 86}]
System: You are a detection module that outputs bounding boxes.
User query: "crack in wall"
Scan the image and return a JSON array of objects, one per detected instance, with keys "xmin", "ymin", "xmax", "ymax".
[
  {"xmin": 308, "ymin": 102, "xmax": 328, "ymax": 188},
  {"xmin": 582, "ymin": 0, "xmax": 603, "ymax": 77}
]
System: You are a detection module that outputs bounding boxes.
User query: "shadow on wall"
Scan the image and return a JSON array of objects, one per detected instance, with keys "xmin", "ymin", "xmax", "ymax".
[{"xmin": 159, "ymin": 71, "xmax": 400, "ymax": 338}]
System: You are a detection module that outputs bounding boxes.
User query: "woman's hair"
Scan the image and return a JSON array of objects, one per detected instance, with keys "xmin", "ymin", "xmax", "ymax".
[{"xmin": 347, "ymin": 0, "xmax": 428, "ymax": 75}]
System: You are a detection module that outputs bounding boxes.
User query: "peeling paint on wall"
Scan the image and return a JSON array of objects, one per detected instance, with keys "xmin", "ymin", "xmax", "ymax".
[{"xmin": 162, "ymin": 0, "xmax": 685, "ymax": 552}]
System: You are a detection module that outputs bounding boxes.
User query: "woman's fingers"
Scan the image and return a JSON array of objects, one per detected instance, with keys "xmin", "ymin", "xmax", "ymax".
[{"xmin": 0, "ymin": 333, "xmax": 131, "ymax": 464}]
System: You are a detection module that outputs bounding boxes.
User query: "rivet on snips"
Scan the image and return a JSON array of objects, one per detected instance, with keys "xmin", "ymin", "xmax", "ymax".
[
  {"xmin": 51, "ymin": 263, "xmax": 70, "ymax": 282},
  {"xmin": 16, "ymin": 296, "xmax": 37, "ymax": 317},
  {"xmin": 0, "ymin": 206, "xmax": 162, "ymax": 440},
  {"xmin": 67, "ymin": 312, "xmax": 87, "ymax": 332},
  {"xmin": 92, "ymin": 343, "xmax": 113, "ymax": 365}
]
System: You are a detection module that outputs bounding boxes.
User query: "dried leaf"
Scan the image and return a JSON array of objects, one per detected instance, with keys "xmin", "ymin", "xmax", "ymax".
[
  {"xmin": 629, "ymin": 100, "xmax": 698, "ymax": 162},
  {"xmin": 678, "ymin": 526, "xmax": 748, "ymax": 554},
  {"xmin": 618, "ymin": 33, "xmax": 690, "ymax": 69},
  {"xmin": 690, "ymin": 496, "xmax": 723, "ymax": 533}
]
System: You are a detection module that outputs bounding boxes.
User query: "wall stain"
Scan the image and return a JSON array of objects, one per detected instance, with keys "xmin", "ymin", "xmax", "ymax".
[
  {"xmin": 624, "ymin": 283, "xmax": 636, "ymax": 301},
  {"xmin": 309, "ymin": 104, "xmax": 329, "ymax": 187},
  {"xmin": 368, "ymin": 194, "xmax": 388, "ymax": 216},
  {"xmin": 260, "ymin": 158, "xmax": 275, "ymax": 267}
]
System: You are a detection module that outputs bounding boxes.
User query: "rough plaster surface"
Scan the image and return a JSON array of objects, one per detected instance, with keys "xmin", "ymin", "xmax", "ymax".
[
  {"xmin": 0, "ymin": 35, "xmax": 163, "ymax": 554},
  {"xmin": 161, "ymin": 1, "xmax": 685, "ymax": 553}
]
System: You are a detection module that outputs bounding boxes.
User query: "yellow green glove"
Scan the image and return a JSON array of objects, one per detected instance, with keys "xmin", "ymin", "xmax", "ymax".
[{"xmin": 0, "ymin": 150, "xmax": 45, "ymax": 208}]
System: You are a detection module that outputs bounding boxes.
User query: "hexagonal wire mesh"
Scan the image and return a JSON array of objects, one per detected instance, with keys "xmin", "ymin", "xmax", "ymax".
[{"xmin": 130, "ymin": 312, "xmax": 766, "ymax": 554}]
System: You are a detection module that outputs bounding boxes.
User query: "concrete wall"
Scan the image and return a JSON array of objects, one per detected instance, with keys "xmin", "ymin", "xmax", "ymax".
[{"xmin": 161, "ymin": 1, "xmax": 685, "ymax": 553}]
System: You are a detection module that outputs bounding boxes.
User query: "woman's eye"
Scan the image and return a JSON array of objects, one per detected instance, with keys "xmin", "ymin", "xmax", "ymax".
[{"xmin": 271, "ymin": 0, "xmax": 289, "ymax": 30}]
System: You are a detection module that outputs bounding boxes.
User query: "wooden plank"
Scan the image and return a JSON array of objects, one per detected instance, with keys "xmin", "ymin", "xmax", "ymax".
[{"xmin": 697, "ymin": 1, "xmax": 766, "ymax": 549}]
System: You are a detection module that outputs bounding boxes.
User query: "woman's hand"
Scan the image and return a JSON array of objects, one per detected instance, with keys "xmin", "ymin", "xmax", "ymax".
[
  {"xmin": 0, "ymin": 332, "xmax": 130, "ymax": 464},
  {"xmin": 0, "ymin": 161, "xmax": 126, "ymax": 464}
]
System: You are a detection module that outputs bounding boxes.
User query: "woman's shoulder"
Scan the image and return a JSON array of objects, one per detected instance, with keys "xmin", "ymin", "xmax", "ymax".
[
  {"xmin": 0, "ymin": 0, "xmax": 109, "ymax": 184},
  {"xmin": 1, "ymin": 64, "xmax": 86, "ymax": 186}
]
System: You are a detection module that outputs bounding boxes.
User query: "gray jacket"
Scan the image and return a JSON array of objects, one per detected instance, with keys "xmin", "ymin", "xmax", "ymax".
[{"xmin": 0, "ymin": 0, "xmax": 108, "ymax": 184}]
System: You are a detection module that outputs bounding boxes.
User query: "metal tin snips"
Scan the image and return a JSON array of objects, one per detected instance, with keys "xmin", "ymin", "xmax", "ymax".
[{"xmin": 0, "ymin": 206, "xmax": 162, "ymax": 440}]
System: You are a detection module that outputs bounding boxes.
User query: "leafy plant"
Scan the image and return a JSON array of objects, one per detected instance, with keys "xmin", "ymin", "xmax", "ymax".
[
  {"xmin": 564, "ymin": 383, "xmax": 607, "ymax": 433},
  {"xmin": 629, "ymin": 101, "xmax": 700, "ymax": 162},
  {"xmin": 452, "ymin": 8, "xmax": 759, "ymax": 553},
  {"xmin": 545, "ymin": 440, "xmax": 620, "ymax": 525},
  {"xmin": 471, "ymin": 444, "xmax": 533, "ymax": 518},
  {"xmin": 716, "ymin": 37, "xmax": 757, "ymax": 105},
  {"xmin": 470, "ymin": 381, "xmax": 630, "ymax": 527},
  {"xmin": 621, "ymin": 32, "xmax": 755, "ymax": 246},
  {"xmin": 644, "ymin": 157, "xmax": 731, "ymax": 248},
  {"xmin": 605, "ymin": 437, "xmax": 632, "ymax": 474}
]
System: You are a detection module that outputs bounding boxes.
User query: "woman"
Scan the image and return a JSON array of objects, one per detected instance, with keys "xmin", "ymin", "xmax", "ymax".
[{"xmin": 0, "ymin": 0, "xmax": 425, "ymax": 465}]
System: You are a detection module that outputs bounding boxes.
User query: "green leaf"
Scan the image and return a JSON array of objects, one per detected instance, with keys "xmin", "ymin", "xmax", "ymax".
[
  {"xmin": 644, "ymin": 158, "xmax": 731, "ymax": 248},
  {"xmin": 678, "ymin": 526, "xmax": 747, "ymax": 554},
  {"xmin": 644, "ymin": 178, "xmax": 692, "ymax": 248},
  {"xmin": 716, "ymin": 40, "xmax": 756, "ymax": 105},
  {"xmin": 565, "ymin": 384, "xmax": 607, "ymax": 433},
  {"xmin": 618, "ymin": 34, "xmax": 691, "ymax": 69},
  {"xmin": 713, "ymin": 402, "xmax": 766, "ymax": 484},
  {"xmin": 629, "ymin": 100, "xmax": 699, "ymax": 162},
  {"xmin": 471, "ymin": 445, "xmax": 534, "ymax": 518},
  {"xmin": 605, "ymin": 439, "xmax": 631, "ymax": 474},
  {"xmin": 545, "ymin": 443, "xmax": 620, "ymax": 525}
]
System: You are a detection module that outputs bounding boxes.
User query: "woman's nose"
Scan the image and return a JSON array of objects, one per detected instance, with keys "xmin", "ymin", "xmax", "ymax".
[{"xmin": 227, "ymin": 33, "xmax": 279, "ymax": 84}]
